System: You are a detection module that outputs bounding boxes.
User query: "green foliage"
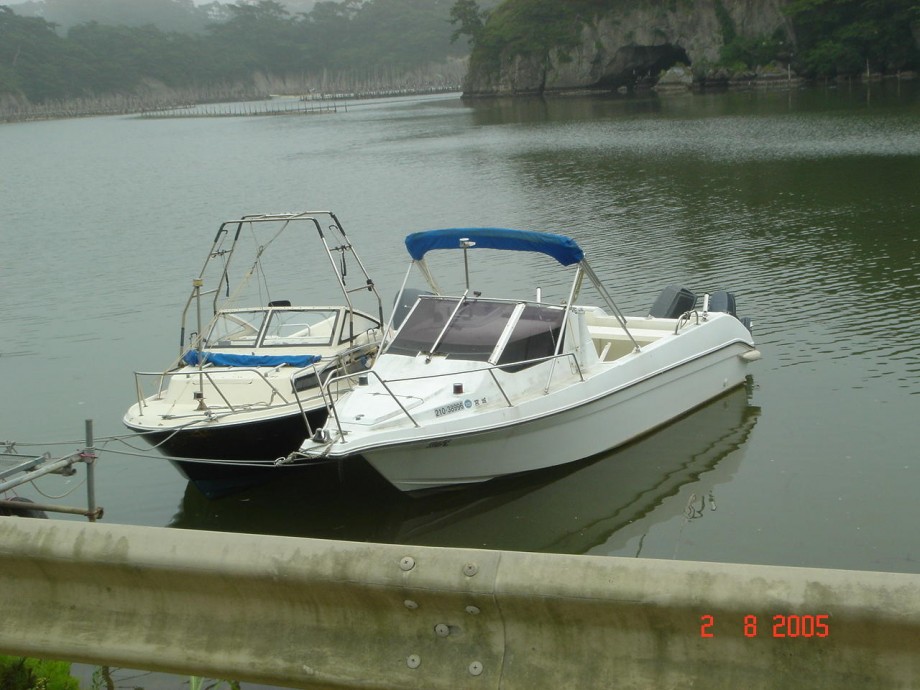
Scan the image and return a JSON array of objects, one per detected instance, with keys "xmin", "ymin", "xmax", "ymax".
[
  {"xmin": 0, "ymin": 7, "xmax": 71, "ymax": 100},
  {"xmin": 11, "ymin": 0, "xmax": 217, "ymax": 34},
  {"xmin": 449, "ymin": 0, "xmax": 488, "ymax": 46},
  {"xmin": 7, "ymin": 0, "xmax": 915, "ymax": 103},
  {"xmin": 784, "ymin": 0, "xmax": 920, "ymax": 77},
  {"xmin": 464, "ymin": 0, "xmax": 918, "ymax": 80},
  {"xmin": 720, "ymin": 29, "xmax": 790, "ymax": 69},
  {"xmin": 0, "ymin": 0, "xmax": 469, "ymax": 104},
  {"xmin": 0, "ymin": 656, "xmax": 79, "ymax": 690},
  {"xmin": 206, "ymin": 1, "xmax": 306, "ymax": 74},
  {"xmin": 470, "ymin": 0, "xmax": 622, "ymax": 71},
  {"xmin": 189, "ymin": 676, "xmax": 242, "ymax": 690},
  {"xmin": 336, "ymin": 0, "xmax": 463, "ymax": 70},
  {"xmin": 713, "ymin": 0, "xmax": 736, "ymax": 45},
  {"xmin": 712, "ymin": 0, "xmax": 792, "ymax": 70}
]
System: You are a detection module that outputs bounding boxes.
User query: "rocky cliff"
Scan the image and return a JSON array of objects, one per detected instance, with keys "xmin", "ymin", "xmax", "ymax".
[{"xmin": 463, "ymin": 0, "xmax": 794, "ymax": 96}]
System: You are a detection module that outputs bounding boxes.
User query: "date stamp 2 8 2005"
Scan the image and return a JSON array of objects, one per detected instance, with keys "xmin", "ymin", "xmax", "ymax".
[{"xmin": 699, "ymin": 614, "xmax": 830, "ymax": 638}]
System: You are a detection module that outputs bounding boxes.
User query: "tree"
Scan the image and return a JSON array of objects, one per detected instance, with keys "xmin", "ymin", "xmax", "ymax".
[
  {"xmin": 0, "ymin": 0, "xmax": 472, "ymax": 105},
  {"xmin": 205, "ymin": 1, "xmax": 307, "ymax": 74},
  {"xmin": 11, "ymin": 0, "xmax": 214, "ymax": 34},
  {"xmin": 784, "ymin": 0, "xmax": 920, "ymax": 76},
  {"xmin": 449, "ymin": 0, "xmax": 487, "ymax": 46},
  {"xmin": 342, "ymin": 0, "xmax": 464, "ymax": 69},
  {"xmin": 0, "ymin": 6, "xmax": 77, "ymax": 100}
]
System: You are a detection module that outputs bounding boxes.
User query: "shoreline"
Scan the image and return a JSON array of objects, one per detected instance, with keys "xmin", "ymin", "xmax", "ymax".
[
  {"xmin": 3, "ymin": 74, "xmax": 915, "ymax": 124},
  {"xmin": 460, "ymin": 70, "xmax": 918, "ymax": 99}
]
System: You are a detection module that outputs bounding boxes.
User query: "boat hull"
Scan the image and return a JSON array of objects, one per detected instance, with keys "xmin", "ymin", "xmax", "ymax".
[
  {"xmin": 355, "ymin": 342, "xmax": 752, "ymax": 492},
  {"xmin": 126, "ymin": 407, "xmax": 327, "ymax": 498},
  {"xmin": 169, "ymin": 456, "xmax": 349, "ymax": 500}
]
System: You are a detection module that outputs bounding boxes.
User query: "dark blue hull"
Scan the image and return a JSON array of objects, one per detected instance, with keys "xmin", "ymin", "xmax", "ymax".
[{"xmin": 128, "ymin": 408, "xmax": 333, "ymax": 498}]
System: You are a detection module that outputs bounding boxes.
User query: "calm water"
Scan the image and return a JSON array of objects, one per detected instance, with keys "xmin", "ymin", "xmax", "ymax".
[{"xmin": 2, "ymin": 83, "xmax": 919, "ymax": 580}]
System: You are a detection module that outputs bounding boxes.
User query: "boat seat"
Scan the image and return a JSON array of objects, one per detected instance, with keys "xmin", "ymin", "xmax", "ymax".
[
  {"xmin": 587, "ymin": 325, "xmax": 668, "ymax": 341},
  {"xmin": 587, "ymin": 325, "xmax": 668, "ymax": 362}
]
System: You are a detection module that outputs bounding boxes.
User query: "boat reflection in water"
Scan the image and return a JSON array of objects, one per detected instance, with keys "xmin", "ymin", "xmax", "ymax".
[{"xmin": 169, "ymin": 381, "xmax": 759, "ymax": 554}]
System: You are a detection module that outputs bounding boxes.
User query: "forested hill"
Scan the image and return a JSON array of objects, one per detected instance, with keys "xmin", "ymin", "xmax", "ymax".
[
  {"xmin": 6, "ymin": 0, "xmax": 228, "ymax": 34},
  {"xmin": 0, "ymin": 0, "xmax": 469, "ymax": 108},
  {"xmin": 3, "ymin": 0, "xmax": 918, "ymax": 112},
  {"xmin": 456, "ymin": 0, "xmax": 920, "ymax": 96}
]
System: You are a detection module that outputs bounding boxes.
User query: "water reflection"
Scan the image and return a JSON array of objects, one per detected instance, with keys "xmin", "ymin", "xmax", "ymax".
[
  {"xmin": 2, "ymin": 84, "xmax": 917, "ymax": 574},
  {"xmin": 169, "ymin": 381, "xmax": 759, "ymax": 554},
  {"xmin": 465, "ymin": 82, "xmax": 920, "ymax": 128},
  {"xmin": 467, "ymin": 85, "xmax": 920, "ymax": 396}
]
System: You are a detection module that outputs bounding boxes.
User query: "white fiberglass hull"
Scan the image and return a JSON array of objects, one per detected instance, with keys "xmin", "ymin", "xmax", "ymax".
[
  {"xmin": 367, "ymin": 345, "xmax": 750, "ymax": 491},
  {"xmin": 303, "ymin": 319, "xmax": 757, "ymax": 492}
]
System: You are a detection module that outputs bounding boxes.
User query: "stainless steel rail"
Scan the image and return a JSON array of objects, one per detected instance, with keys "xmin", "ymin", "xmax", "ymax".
[
  {"xmin": 133, "ymin": 366, "xmax": 295, "ymax": 413},
  {"xmin": 133, "ymin": 341, "xmax": 375, "ymax": 415},
  {"xmin": 320, "ymin": 351, "xmax": 584, "ymax": 443}
]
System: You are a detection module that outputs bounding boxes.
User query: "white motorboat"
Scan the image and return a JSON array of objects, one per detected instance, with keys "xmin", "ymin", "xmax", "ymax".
[
  {"xmin": 124, "ymin": 211, "xmax": 384, "ymax": 497},
  {"xmin": 293, "ymin": 227, "xmax": 761, "ymax": 493}
]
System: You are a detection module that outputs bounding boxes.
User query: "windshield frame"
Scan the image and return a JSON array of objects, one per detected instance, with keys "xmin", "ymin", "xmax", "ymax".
[
  {"xmin": 204, "ymin": 307, "xmax": 343, "ymax": 348},
  {"xmin": 386, "ymin": 295, "xmax": 565, "ymax": 366}
]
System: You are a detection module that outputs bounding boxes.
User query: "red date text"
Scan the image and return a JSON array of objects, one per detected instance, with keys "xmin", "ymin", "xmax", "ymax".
[{"xmin": 699, "ymin": 614, "xmax": 830, "ymax": 638}]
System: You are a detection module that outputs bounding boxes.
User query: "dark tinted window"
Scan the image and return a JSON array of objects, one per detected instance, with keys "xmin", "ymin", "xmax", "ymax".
[
  {"xmin": 497, "ymin": 305, "xmax": 565, "ymax": 368},
  {"xmin": 387, "ymin": 297, "xmax": 516, "ymax": 360}
]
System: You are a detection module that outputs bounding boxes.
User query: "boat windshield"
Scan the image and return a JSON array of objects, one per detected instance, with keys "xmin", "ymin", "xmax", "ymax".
[
  {"xmin": 204, "ymin": 308, "xmax": 340, "ymax": 348},
  {"xmin": 205, "ymin": 310, "xmax": 267, "ymax": 347},
  {"xmin": 496, "ymin": 304, "xmax": 565, "ymax": 368},
  {"xmin": 261, "ymin": 309, "xmax": 340, "ymax": 347},
  {"xmin": 387, "ymin": 297, "xmax": 564, "ymax": 366}
]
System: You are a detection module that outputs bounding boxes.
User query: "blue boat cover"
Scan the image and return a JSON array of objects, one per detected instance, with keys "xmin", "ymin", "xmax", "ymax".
[
  {"xmin": 182, "ymin": 351, "xmax": 322, "ymax": 368},
  {"xmin": 404, "ymin": 228, "xmax": 584, "ymax": 266}
]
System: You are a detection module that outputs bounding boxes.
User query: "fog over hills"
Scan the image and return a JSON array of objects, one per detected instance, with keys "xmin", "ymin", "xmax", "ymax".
[{"xmin": 4, "ymin": 0, "xmax": 323, "ymax": 33}]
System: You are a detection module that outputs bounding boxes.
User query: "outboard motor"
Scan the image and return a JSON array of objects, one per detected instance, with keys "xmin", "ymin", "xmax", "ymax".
[
  {"xmin": 649, "ymin": 285, "xmax": 697, "ymax": 318},
  {"xmin": 708, "ymin": 290, "xmax": 736, "ymax": 317},
  {"xmin": 708, "ymin": 290, "xmax": 753, "ymax": 334},
  {"xmin": 391, "ymin": 288, "xmax": 434, "ymax": 330}
]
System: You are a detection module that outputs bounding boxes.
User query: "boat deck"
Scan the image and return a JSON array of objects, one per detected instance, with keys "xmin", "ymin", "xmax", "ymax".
[{"xmin": 585, "ymin": 313, "xmax": 674, "ymax": 362}]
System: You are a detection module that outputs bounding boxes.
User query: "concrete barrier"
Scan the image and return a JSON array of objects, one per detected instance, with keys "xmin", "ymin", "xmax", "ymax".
[{"xmin": 0, "ymin": 518, "xmax": 918, "ymax": 689}]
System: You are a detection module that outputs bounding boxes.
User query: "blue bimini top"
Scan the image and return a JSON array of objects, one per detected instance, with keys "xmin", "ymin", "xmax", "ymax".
[
  {"xmin": 404, "ymin": 228, "xmax": 585, "ymax": 266},
  {"xmin": 182, "ymin": 351, "xmax": 322, "ymax": 368}
]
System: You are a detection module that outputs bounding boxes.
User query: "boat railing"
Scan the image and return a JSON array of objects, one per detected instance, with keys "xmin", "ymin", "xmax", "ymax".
[
  {"xmin": 133, "ymin": 367, "xmax": 293, "ymax": 414},
  {"xmin": 675, "ymin": 310, "xmax": 704, "ymax": 333},
  {"xmin": 134, "ymin": 339, "xmax": 377, "ymax": 418},
  {"xmin": 176, "ymin": 212, "xmax": 385, "ymax": 358},
  {"xmin": 319, "ymin": 350, "xmax": 584, "ymax": 442},
  {"xmin": 132, "ymin": 364, "xmax": 323, "ymax": 416},
  {"xmin": 289, "ymin": 343, "xmax": 376, "ymax": 436}
]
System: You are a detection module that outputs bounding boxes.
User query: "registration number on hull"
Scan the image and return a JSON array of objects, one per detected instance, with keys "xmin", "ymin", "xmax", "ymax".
[{"xmin": 435, "ymin": 401, "xmax": 465, "ymax": 417}]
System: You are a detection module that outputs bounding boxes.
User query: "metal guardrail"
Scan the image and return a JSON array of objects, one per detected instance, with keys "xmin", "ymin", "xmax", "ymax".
[{"xmin": 0, "ymin": 519, "xmax": 918, "ymax": 689}]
